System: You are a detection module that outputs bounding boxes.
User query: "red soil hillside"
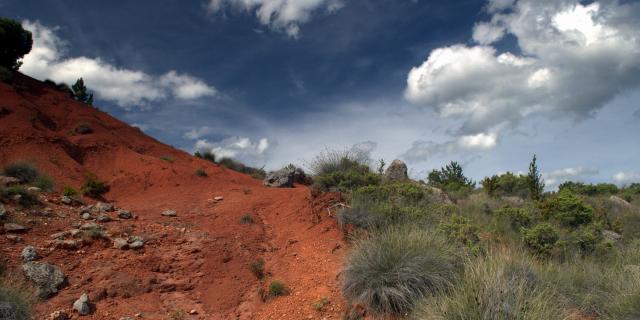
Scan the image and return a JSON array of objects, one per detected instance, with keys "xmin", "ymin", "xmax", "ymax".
[{"xmin": 0, "ymin": 73, "xmax": 347, "ymax": 319}]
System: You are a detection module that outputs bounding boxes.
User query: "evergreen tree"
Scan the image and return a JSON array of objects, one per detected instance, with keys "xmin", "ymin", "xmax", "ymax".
[
  {"xmin": 72, "ymin": 78, "xmax": 94, "ymax": 105},
  {"xmin": 527, "ymin": 154, "xmax": 545, "ymax": 200},
  {"xmin": 427, "ymin": 161, "xmax": 475, "ymax": 190},
  {"xmin": 0, "ymin": 18, "xmax": 33, "ymax": 70}
]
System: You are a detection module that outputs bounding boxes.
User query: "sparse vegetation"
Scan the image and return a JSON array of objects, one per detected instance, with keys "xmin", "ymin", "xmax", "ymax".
[
  {"xmin": 268, "ymin": 280, "xmax": 288, "ymax": 297},
  {"xmin": 63, "ymin": 186, "xmax": 79, "ymax": 196},
  {"xmin": 0, "ymin": 281, "xmax": 33, "ymax": 320},
  {"xmin": 312, "ymin": 297, "xmax": 330, "ymax": 311},
  {"xmin": 81, "ymin": 173, "xmax": 108, "ymax": 198},
  {"xmin": 239, "ymin": 214, "xmax": 254, "ymax": 224},
  {"xmin": 249, "ymin": 259, "xmax": 265, "ymax": 279},
  {"xmin": 307, "ymin": 148, "xmax": 380, "ymax": 192},
  {"xmin": 72, "ymin": 78, "xmax": 94, "ymax": 105},
  {"xmin": 74, "ymin": 122, "xmax": 93, "ymax": 134},
  {"xmin": 3, "ymin": 162, "xmax": 39, "ymax": 184},
  {"xmin": 5, "ymin": 185, "xmax": 39, "ymax": 207},
  {"xmin": 160, "ymin": 155, "xmax": 175, "ymax": 163},
  {"xmin": 194, "ymin": 169, "xmax": 207, "ymax": 177}
]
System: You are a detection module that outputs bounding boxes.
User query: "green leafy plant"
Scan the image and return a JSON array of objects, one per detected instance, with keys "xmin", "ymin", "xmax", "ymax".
[
  {"xmin": 239, "ymin": 214, "xmax": 254, "ymax": 224},
  {"xmin": 250, "ymin": 259, "xmax": 265, "ymax": 279},
  {"xmin": 6, "ymin": 185, "xmax": 39, "ymax": 207},
  {"xmin": 427, "ymin": 161, "xmax": 475, "ymax": 192},
  {"xmin": 63, "ymin": 186, "xmax": 79, "ymax": 196},
  {"xmin": 81, "ymin": 173, "xmax": 108, "ymax": 198},
  {"xmin": 194, "ymin": 169, "xmax": 207, "ymax": 177},
  {"xmin": 268, "ymin": 280, "xmax": 289, "ymax": 297},
  {"xmin": 540, "ymin": 190, "xmax": 593, "ymax": 227},
  {"xmin": 3, "ymin": 162, "xmax": 39, "ymax": 183},
  {"xmin": 522, "ymin": 223, "xmax": 559, "ymax": 256}
]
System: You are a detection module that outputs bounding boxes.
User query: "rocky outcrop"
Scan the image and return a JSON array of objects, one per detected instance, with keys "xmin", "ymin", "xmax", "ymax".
[
  {"xmin": 384, "ymin": 159, "xmax": 408, "ymax": 181},
  {"xmin": 22, "ymin": 261, "xmax": 66, "ymax": 298},
  {"xmin": 21, "ymin": 245, "xmax": 38, "ymax": 261},
  {"xmin": 264, "ymin": 168, "xmax": 295, "ymax": 188}
]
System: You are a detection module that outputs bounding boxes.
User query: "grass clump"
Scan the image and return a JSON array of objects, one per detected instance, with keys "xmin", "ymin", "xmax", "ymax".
[
  {"xmin": 342, "ymin": 226, "xmax": 462, "ymax": 316},
  {"xmin": 268, "ymin": 280, "xmax": 289, "ymax": 297},
  {"xmin": 3, "ymin": 162, "xmax": 39, "ymax": 183},
  {"xmin": 239, "ymin": 214, "xmax": 254, "ymax": 224},
  {"xmin": 250, "ymin": 259, "xmax": 265, "ymax": 279},
  {"xmin": 160, "ymin": 155, "xmax": 175, "ymax": 163},
  {"xmin": 412, "ymin": 250, "xmax": 567, "ymax": 320},
  {"xmin": 312, "ymin": 297, "xmax": 330, "ymax": 311},
  {"xmin": 307, "ymin": 149, "xmax": 380, "ymax": 192},
  {"xmin": 63, "ymin": 186, "xmax": 79, "ymax": 196},
  {"xmin": 81, "ymin": 173, "xmax": 108, "ymax": 198},
  {"xmin": 0, "ymin": 282, "xmax": 33, "ymax": 320}
]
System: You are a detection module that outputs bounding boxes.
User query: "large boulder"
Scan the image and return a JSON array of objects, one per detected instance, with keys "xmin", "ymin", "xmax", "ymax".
[
  {"xmin": 264, "ymin": 168, "xmax": 295, "ymax": 188},
  {"xmin": 384, "ymin": 159, "xmax": 408, "ymax": 181},
  {"xmin": 22, "ymin": 262, "xmax": 66, "ymax": 298}
]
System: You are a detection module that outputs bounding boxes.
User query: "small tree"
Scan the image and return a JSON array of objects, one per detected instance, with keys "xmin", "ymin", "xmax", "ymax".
[
  {"xmin": 72, "ymin": 78, "xmax": 94, "ymax": 105},
  {"xmin": 0, "ymin": 18, "xmax": 33, "ymax": 70},
  {"xmin": 527, "ymin": 154, "xmax": 544, "ymax": 200},
  {"xmin": 427, "ymin": 161, "xmax": 475, "ymax": 190},
  {"xmin": 377, "ymin": 159, "xmax": 386, "ymax": 175}
]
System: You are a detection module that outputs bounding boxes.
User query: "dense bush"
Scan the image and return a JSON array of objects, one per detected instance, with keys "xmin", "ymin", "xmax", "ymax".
[
  {"xmin": 496, "ymin": 206, "xmax": 533, "ymax": 230},
  {"xmin": 5, "ymin": 185, "xmax": 39, "ymax": 207},
  {"xmin": 0, "ymin": 282, "xmax": 32, "ymax": 320},
  {"xmin": 81, "ymin": 173, "xmax": 108, "ymax": 198},
  {"xmin": 559, "ymin": 181, "xmax": 619, "ymax": 196},
  {"xmin": 63, "ymin": 186, "xmax": 79, "ymax": 196},
  {"xmin": 437, "ymin": 215, "xmax": 481, "ymax": 254},
  {"xmin": 522, "ymin": 223, "xmax": 559, "ymax": 256},
  {"xmin": 3, "ymin": 162, "xmax": 39, "ymax": 183},
  {"xmin": 194, "ymin": 151, "xmax": 216, "ymax": 163},
  {"xmin": 342, "ymin": 226, "xmax": 462, "ymax": 316},
  {"xmin": 0, "ymin": 18, "xmax": 33, "ymax": 70},
  {"xmin": 540, "ymin": 190, "xmax": 594, "ymax": 227},
  {"xmin": 412, "ymin": 251, "xmax": 566, "ymax": 320},
  {"xmin": 306, "ymin": 149, "xmax": 380, "ymax": 192},
  {"xmin": 481, "ymin": 172, "xmax": 530, "ymax": 198},
  {"xmin": 268, "ymin": 281, "xmax": 288, "ymax": 297},
  {"xmin": 427, "ymin": 161, "xmax": 475, "ymax": 193}
]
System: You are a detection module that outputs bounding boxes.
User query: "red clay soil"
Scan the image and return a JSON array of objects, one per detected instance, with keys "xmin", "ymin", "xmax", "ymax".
[{"xmin": 0, "ymin": 73, "xmax": 348, "ymax": 319}]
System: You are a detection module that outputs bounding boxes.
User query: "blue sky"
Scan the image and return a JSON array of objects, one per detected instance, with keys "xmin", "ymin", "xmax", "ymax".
[{"xmin": 3, "ymin": 0, "xmax": 640, "ymax": 188}]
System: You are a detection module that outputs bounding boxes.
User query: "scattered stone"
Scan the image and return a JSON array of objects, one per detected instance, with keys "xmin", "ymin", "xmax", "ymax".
[
  {"xmin": 161, "ymin": 210, "xmax": 177, "ymax": 217},
  {"xmin": 4, "ymin": 223, "xmax": 30, "ymax": 233},
  {"xmin": 120, "ymin": 317, "xmax": 133, "ymax": 320},
  {"xmin": 118, "ymin": 210, "xmax": 133, "ymax": 219},
  {"xmin": 128, "ymin": 236, "xmax": 145, "ymax": 250},
  {"xmin": 80, "ymin": 205, "xmax": 94, "ymax": 214},
  {"xmin": 22, "ymin": 261, "xmax": 66, "ymax": 298},
  {"xmin": 384, "ymin": 159, "xmax": 408, "ymax": 181},
  {"xmin": 49, "ymin": 310, "xmax": 69, "ymax": 320},
  {"xmin": 27, "ymin": 186, "xmax": 42, "ymax": 193},
  {"xmin": 6, "ymin": 234, "xmax": 23, "ymax": 243},
  {"xmin": 113, "ymin": 238, "xmax": 129, "ymax": 250},
  {"xmin": 603, "ymin": 230, "xmax": 623, "ymax": 242},
  {"xmin": 80, "ymin": 222, "xmax": 102, "ymax": 230},
  {"xmin": 49, "ymin": 239, "xmax": 83, "ymax": 250},
  {"xmin": 70, "ymin": 229, "xmax": 82, "ymax": 237},
  {"xmin": 0, "ymin": 203, "xmax": 5, "ymax": 218},
  {"xmin": 96, "ymin": 214, "xmax": 112, "ymax": 223},
  {"xmin": 21, "ymin": 245, "xmax": 38, "ymax": 261},
  {"xmin": 214, "ymin": 196, "xmax": 224, "ymax": 201},
  {"xmin": 50, "ymin": 231, "xmax": 70, "ymax": 240},
  {"xmin": 82, "ymin": 212, "xmax": 92, "ymax": 220},
  {"xmin": 189, "ymin": 309, "xmax": 198, "ymax": 315},
  {"xmin": 61, "ymin": 196, "xmax": 73, "ymax": 205},
  {"xmin": 0, "ymin": 175, "xmax": 20, "ymax": 187},
  {"xmin": 264, "ymin": 168, "xmax": 295, "ymax": 188},
  {"xmin": 73, "ymin": 293, "xmax": 91, "ymax": 315},
  {"xmin": 96, "ymin": 202, "xmax": 115, "ymax": 212}
]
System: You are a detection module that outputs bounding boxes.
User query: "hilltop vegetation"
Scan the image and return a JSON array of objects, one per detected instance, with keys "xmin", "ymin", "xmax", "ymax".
[{"xmin": 305, "ymin": 149, "xmax": 640, "ymax": 319}]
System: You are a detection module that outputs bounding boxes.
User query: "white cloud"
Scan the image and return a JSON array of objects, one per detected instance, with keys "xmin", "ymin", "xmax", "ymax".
[
  {"xmin": 544, "ymin": 166, "xmax": 599, "ymax": 189},
  {"xmin": 195, "ymin": 136, "xmax": 271, "ymax": 164},
  {"xmin": 403, "ymin": 132, "xmax": 497, "ymax": 163},
  {"xmin": 405, "ymin": 0, "xmax": 640, "ymax": 141},
  {"xmin": 613, "ymin": 171, "xmax": 640, "ymax": 185},
  {"xmin": 207, "ymin": 0, "xmax": 344, "ymax": 38},
  {"xmin": 20, "ymin": 21, "xmax": 216, "ymax": 108}
]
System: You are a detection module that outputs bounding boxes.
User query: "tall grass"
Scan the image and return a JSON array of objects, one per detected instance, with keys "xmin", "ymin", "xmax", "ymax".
[
  {"xmin": 305, "ymin": 148, "xmax": 371, "ymax": 176},
  {"xmin": 412, "ymin": 249, "xmax": 567, "ymax": 320},
  {"xmin": 342, "ymin": 226, "xmax": 462, "ymax": 316}
]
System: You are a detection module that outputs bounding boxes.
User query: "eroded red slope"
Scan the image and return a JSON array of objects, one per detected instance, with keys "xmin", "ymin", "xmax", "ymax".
[{"xmin": 0, "ymin": 73, "xmax": 347, "ymax": 319}]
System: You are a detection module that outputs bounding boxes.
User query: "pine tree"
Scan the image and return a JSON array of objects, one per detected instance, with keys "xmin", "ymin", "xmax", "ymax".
[
  {"xmin": 528, "ymin": 154, "xmax": 545, "ymax": 200},
  {"xmin": 72, "ymin": 78, "xmax": 94, "ymax": 105}
]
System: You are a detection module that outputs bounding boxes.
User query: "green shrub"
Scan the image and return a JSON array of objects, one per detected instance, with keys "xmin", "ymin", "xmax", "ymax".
[
  {"xmin": 0, "ymin": 18, "xmax": 33, "ymax": 70},
  {"xmin": 559, "ymin": 181, "xmax": 619, "ymax": 196},
  {"xmin": 268, "ymin": 281, "xmax": 288, "ymax": 297},
  {"xmin": 540, "ymin": 190, "xmax": 593, "ymax": 227},
  {"xmin": 160, "ymin": 155, "xmax": 175, "ymax": 163},
  {"xmin": 437, "ymin": 215, "xmax": 481, "ymax": 252},
  {"xmin": 250, "ymin": 259, "xmax": 265, "ymax": 279},
  {"xmin": 6, "ymin": 185, "xmax": 39, "ymax": 207},
  {"xmin": 194, "ymin": 151, "xmax": 216, "ymax": 163},
  {"xmin": 0, "ymin": 282, "xmax": 33, "ymax": 320},
  {"xmin": 312, "ymin": 297, "xmax": 330, "ymax": 311},
  {"xmin": 63, "ymin": 186, "xmax": 79, "ymax": 196},
  {"xmin": 33, "ymin": 174, "xmax": 54, "ymax": 192},
  {"xmin": 481, "ymin": 172, "xmax": 530, "ymax": 198},
  {"xmin": 496, "ymin": 206, "xmax": 533, "ymax": 230},
  {"xmin": 71, "ymin": 78, "xmax": 93, "ymax": 105},
  {"xmin": 3, "ymin": 162, "xmax": 39, "ymax": 183},
  {"xmin": 194, "ymin": 169, "xmax": 207, "ymax": 177},
  {"xmin": 572, "ymin": 224, "xmax": 604, "ymax": 255},
  {"xmin": 412, "ymin": 250, "xmax": 566, "ymax": 320},
  {"xmin": 306, "ymin": 149, "xmax": 379, "ymax": 192},
  {"xmin": 342, "ymin": 226, "xmax": 462, "ymax": 316},
  {"xmin": 522, "ymin": 223, "xmax": 559, "ymax": 256},
  {"xmin": 81, "ymin": 173, "xmax": 108, "ymax": 198},
  {"xmin": 314, "ymin": 171, "xmax": 380, "ymax": 192},
  {"xmin": 74, "ymin": 122, "xmax": 93, "ymax": 134},
  {"xmin": 427, "ymin": 161, "xmax": 475, "ymax": 192},
  {"xmin": 239, "ymin": 214, "xmax": 254, "ymax": 224}
]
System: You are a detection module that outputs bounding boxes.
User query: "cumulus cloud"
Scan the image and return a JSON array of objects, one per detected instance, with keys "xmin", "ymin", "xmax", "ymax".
[
  {"xmin": 207, "ymin": 0, "xmax": 344, "ymax": 38},
  {"xmin": 405, "ymin": 0, "xmax": 640, "ymax": 145},
  {"xmin": 20, "ymin": 21, "xmax": 216, "ymax": 108},
  {"xmin": 613, "ymin": 171, "xmax": 640, "ymax": 185},
  {"xmin": 544, "ymin": 167, "xmax": 599, "ymax": 189},
  {"xmin": 403, "ymin": 132, "xmax": 497, "ymax": 163},
  {"xmin": 195, "ymin": 136, "xmax": 271, "ymax": 165}
]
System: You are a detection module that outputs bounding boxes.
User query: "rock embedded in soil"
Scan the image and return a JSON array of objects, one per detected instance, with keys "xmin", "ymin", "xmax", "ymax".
[
  {"xmin": 96, "ymin": 202, "xmax": 115, "ymax": 212},
  {"xmin": 118, "ymin": 210, "xmax": 133, "ymax": 219},
  {"xmin": 0, "ymin": 175, "xmax": 20, "ymax": 187},
  {"xmin": 4, "ymin": 223, "xmax": 30, "ymax": 233},
  {"xmin": 81, "ymin": 212, "xmax": 92, "ymax": 220},
  {"xmin": 73, "ymin": 293, "xmax": 91, "ymax": 315},
  {"xmin": 96, "ymin": 214, "xmax": 112, "ymax": 222},
  {"xmin": 21, "ymin": 245, "xmax": 38, "ymax": 261},
  {"xmin": 6, "ymin": 234, "xmax": 23, "ymax": 243},
  {"xmin": 22, "ymin": 261, "xmax": 66, "ymax": 298},
  {"xmin": 49, "ymin": 310, "xmax": 69, "ymax": 320},
  {"xmin": 113, "ymin": 238, "xmax": 129, "ymax": 250},
  {"xmin": 161, "ymin": 210, "xmax": 177, "ymax": 217}
]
